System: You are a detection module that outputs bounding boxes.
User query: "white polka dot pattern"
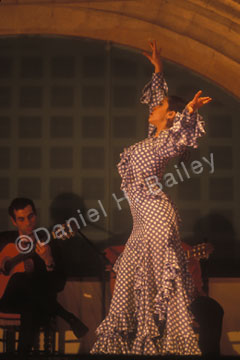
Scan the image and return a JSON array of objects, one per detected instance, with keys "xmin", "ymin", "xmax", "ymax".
[
  {"xmin": 140, "ymin": 72, "xmax": 168, "ymax": 137},
  {"xmin": 91, "ymin": 73, "xmax": 205, "ymax": 355}
]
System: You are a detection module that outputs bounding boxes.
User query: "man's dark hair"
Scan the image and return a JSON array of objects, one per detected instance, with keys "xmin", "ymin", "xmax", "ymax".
[
  {"xmin": 167, "ymin": 95, "xmax": 186, "ymax": 113},
  {"xmin": 8, "ymin": 198, "xmax": 36, "ymax": 220}
]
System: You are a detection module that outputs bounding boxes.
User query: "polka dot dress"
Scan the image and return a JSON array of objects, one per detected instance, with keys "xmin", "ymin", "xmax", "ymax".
[{"xmin": 91, "ymin": 73, "xmax": 205, "ymax": 355}]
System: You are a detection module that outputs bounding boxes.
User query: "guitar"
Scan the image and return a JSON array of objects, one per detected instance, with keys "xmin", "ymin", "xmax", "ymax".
[
  {"xmin": 0, "ymin": 224, "xmax": 76, "ymax": 298},
  {"xmin": 184, "ymin": 242, "xmax": 214, "ymax": 261},
  {"xmin": 105, "ymin": 242, "xmax": 214, "ymax": 295}
]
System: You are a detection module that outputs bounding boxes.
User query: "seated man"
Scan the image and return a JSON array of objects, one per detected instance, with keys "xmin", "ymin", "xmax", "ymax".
[{"xmin": 0, "ymin": 197, "xmax": 88, "ymax": 358}]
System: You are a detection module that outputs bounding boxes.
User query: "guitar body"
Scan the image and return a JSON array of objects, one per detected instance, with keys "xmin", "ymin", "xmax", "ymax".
[{"xmin": 0, "ymin": 243, "xmax": 25, "ymax": 298}]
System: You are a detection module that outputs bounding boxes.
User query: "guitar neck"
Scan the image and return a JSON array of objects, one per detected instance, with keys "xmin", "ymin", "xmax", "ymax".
[{"xmin": 185, "ymin": 243, "xmax": 211, "ymax": 261}]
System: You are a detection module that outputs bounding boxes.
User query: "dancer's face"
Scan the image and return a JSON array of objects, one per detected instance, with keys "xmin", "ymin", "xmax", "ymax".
[{"xmin": 148, "ymin": 98, "xmax": 175, "ymax": 128}]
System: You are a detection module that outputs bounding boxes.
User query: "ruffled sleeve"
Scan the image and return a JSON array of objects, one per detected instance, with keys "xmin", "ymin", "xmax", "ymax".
[
  {"xmin": 117, "ymin": 140, "xmax": 155, "ymax": 193},
  {"xmin": 117, "ymin": 147, "xmax": 133, "ymax": 191},
  {"xmin": 140, "ymin": 72, "xmax": 168, "ymax": 138},
  {"xmin": 168, "ymin": 107, "xmax": 206, "ymax": 150}
]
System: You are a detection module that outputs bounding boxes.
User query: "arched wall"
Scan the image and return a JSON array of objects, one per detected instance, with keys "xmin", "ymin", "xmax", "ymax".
[
  {"xmin": 0, "ymin": 4, "xmax": 240, "ymax": 354},
  {"xmin": 0, "ymin": 0, "xmax": 239, "ymax": 98}
]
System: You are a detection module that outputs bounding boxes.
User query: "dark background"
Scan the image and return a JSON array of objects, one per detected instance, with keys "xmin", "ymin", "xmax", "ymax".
[{"xmin": 0, "ymin": 36, "xmax": 239, "ymax": 277}]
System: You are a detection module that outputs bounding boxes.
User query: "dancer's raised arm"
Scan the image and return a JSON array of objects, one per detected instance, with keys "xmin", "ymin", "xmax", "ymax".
[
  {"xmin": 186, "ymin": 90, "xmax": 212, "ymax": 114},
  {"xmin": 141, "ymin": 41, "xmax": 168, "ymax": 136},
  {"xmin": 142, "ymin": 40, "xmax": 163, "ymax": 74}
]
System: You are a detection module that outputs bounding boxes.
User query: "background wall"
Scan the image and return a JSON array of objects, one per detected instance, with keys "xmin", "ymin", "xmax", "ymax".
[
  {"xmin": 0, "ymin": 36, "xmax": 239, "ymax": 276},
  {"xmin": 0, "ymin": 0, "xmax": 240, "ymax": 97},
  {"xmin": 0, "ymin": 1, "xmax": 240, "ymax": 355}
]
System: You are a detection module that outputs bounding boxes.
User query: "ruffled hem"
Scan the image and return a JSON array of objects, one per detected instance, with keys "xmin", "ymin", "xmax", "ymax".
[
  {"xmin": 91, "ymin": 261, "xmax": 199, "ymax": 355},
  {"xmin": 92, "ymin": 230, "xmax": 199, "ymax": 355},
  {"xmin": 91, "ymin": 331, "xmax": 163, "ymax": 355},
  {"xmin": 112, "ymin": 241, "xmax": 191, "ymax": 333},
  {"xmin": 90, "ymin": 311, "xmax": 136, "ymax": 354},
  {"xmin": 154, "ymin": 262, "xmax": 180, "ymax": 321},
  {"xmin": 95, "ymin": 311, "xmax": 136, "ymax": 336},
  {"xmin": 159, "ymin": 334, "xmax": 201, "ymax": 355},
  {"xmin": 132, "ymin": 333, "xmax": 201, "ymax": 355},
  {"xmin": 91, "ymin": 313, "xmax": 200, "ymax": 355},
  {"xmin": 90, "ymin": 332, "xmax": 129, "ymax": 354}
]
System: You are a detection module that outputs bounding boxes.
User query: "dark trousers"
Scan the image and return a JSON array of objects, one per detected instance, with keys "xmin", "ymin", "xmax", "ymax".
[
  {"xmin": 0, "ymin": 271, "xmax": 68, "ymax": 357},
  {"xmin": 190, "ymin": 295, "xmax": 224, "ymax": 356}
]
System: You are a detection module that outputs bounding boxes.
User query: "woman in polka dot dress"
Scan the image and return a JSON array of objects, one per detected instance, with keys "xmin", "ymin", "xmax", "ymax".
[{"xmin": 91, "ymin": 41, "xmax": 212, "ymax": 355}]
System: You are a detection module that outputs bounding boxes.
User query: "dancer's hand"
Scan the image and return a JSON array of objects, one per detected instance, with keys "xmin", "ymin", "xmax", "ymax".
[
  {"xmin": 186, "ymin": 90, "xmax": 212, "ymax": 114},
  {"xmin": 142, "ymin": 40, "xmax": 163, "ymax": 73}
]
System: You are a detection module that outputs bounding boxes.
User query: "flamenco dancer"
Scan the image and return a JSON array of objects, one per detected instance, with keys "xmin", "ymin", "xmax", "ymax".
[{"xmin": 91, "ymin": 40, "xmax": 212, "ymax": 355}]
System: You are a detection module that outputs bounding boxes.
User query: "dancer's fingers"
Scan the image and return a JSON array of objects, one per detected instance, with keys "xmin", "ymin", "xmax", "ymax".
[{"xmin": 193, "ymin": 90, "xmax": 203, "ymax": 102}]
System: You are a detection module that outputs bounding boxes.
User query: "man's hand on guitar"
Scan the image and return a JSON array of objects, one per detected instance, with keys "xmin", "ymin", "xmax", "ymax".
[{"xmin": 35, "ymin": 242, "xmax": 55, "ymax": 271}]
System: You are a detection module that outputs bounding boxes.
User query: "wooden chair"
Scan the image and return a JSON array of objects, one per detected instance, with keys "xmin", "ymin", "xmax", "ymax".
[
  {"xmin": 0, "ymin": 313, "xmax": 20, "ymax": 353},
  {"xmin": 0, "ymin": 312, "xmax": 57, "ymax": 354}
]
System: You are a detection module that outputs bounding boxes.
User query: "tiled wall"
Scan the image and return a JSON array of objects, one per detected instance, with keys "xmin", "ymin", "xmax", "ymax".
[{"xmin": 0, "ymin": 37, "xmax": 239, "ymax": 270}]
